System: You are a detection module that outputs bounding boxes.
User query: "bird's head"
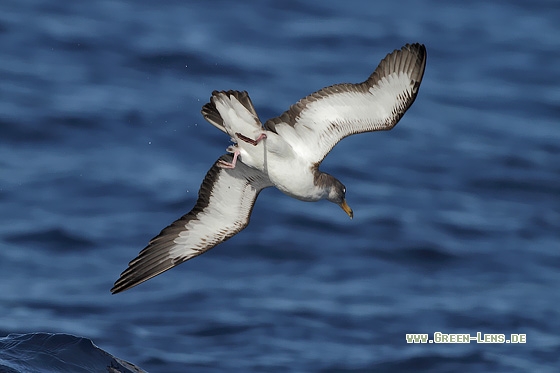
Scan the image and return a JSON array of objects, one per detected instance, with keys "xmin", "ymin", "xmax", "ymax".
[{"xmin": 326, "ymin": 177, "xmax": 353, "ymax": 219}]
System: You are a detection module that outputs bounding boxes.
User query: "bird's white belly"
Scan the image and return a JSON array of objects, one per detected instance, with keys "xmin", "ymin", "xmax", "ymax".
[
  {"xmin": 266, "ymin": 153, "xmax": 323, "ymax": 202},
  {"xmin": 238, "ymin": 143, "xmax": 266, "ymax": 170},
  {"xmin": 235, "ymin": 132, "xmax": 324, "ymax": 201}
]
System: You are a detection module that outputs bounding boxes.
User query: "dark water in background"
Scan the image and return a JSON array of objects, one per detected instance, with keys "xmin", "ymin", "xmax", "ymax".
[
  {"xmin": 1, "ymin": 0, "xmax": 559, "ymax": 372},
  {"xmin": 0, "ymin": 333, "xmax": 145, "ymax": 373}
]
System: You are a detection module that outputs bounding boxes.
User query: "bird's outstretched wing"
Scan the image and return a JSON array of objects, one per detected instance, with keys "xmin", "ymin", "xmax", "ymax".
[
  {"xmin": 111, "ymin": 154, "xmax": 272, "ymax": 293},
  {"xmin": 264, "ymin": 43, "xmax": 427, "ymax": 164}
]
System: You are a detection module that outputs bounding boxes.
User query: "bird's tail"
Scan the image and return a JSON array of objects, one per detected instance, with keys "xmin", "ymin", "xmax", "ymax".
[
  {"xmin": 201, "ymin": 98, "xmax": 227, "ymax": 133},
  {"xmin": 201, "ymin": 90, "xmax": 261, "ymax": 134}
]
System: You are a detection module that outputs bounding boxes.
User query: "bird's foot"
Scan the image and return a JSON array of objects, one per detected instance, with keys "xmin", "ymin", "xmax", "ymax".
[
  {"xmin": 218, "ymin": 149, "xmax": 240, "ymax": 169},
  {"xmin": 236, "ymin": 132, "xmax": 267, "ymax": 146}
]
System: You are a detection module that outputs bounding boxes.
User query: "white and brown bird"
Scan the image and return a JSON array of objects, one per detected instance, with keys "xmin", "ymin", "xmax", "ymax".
[{"xmin": 111, "ymin": 43, "xmax": 427, "ymax": 294}]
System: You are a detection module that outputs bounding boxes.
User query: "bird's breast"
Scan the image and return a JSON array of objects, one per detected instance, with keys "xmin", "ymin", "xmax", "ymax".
[{"xmin": 266, "ymin": 157, "xmax": 324, "ymax": 202}]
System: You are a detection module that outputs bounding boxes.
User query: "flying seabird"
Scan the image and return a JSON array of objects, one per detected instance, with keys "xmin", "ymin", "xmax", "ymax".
[{"xmin": 111, "ymin": 43, "xmax": 427, "ymax": 294}]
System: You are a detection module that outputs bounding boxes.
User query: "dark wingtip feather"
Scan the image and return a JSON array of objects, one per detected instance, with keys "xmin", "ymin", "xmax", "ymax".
[{"xmin": 368, "ymin": 42, "xmax": 427, "ymax": 89}]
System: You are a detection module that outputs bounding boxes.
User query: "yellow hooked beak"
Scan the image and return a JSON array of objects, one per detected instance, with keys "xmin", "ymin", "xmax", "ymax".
[{"xmin": 339, "ymin": 199, "xmax": 353, "ymax": 219}]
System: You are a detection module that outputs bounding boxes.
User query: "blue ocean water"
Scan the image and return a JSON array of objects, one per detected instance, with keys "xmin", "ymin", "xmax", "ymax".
[
  {"xmin": 0, "ymin": 333, "xmax": 145, "ymax": 373},
  {"xmin": 1, "ymin": 0, "xmax": 559, "ymax": 372}
]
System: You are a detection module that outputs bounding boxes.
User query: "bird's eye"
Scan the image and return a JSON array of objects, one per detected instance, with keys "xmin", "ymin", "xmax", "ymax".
[{"xmin": 342, "ymin": 187, "xmax": 346, "ymax": 194}]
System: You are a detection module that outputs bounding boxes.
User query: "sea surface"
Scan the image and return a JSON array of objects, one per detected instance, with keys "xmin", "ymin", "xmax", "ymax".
[{"xmin": 1, "ymin": 0, "xmax": 559, "ymax": 372}]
